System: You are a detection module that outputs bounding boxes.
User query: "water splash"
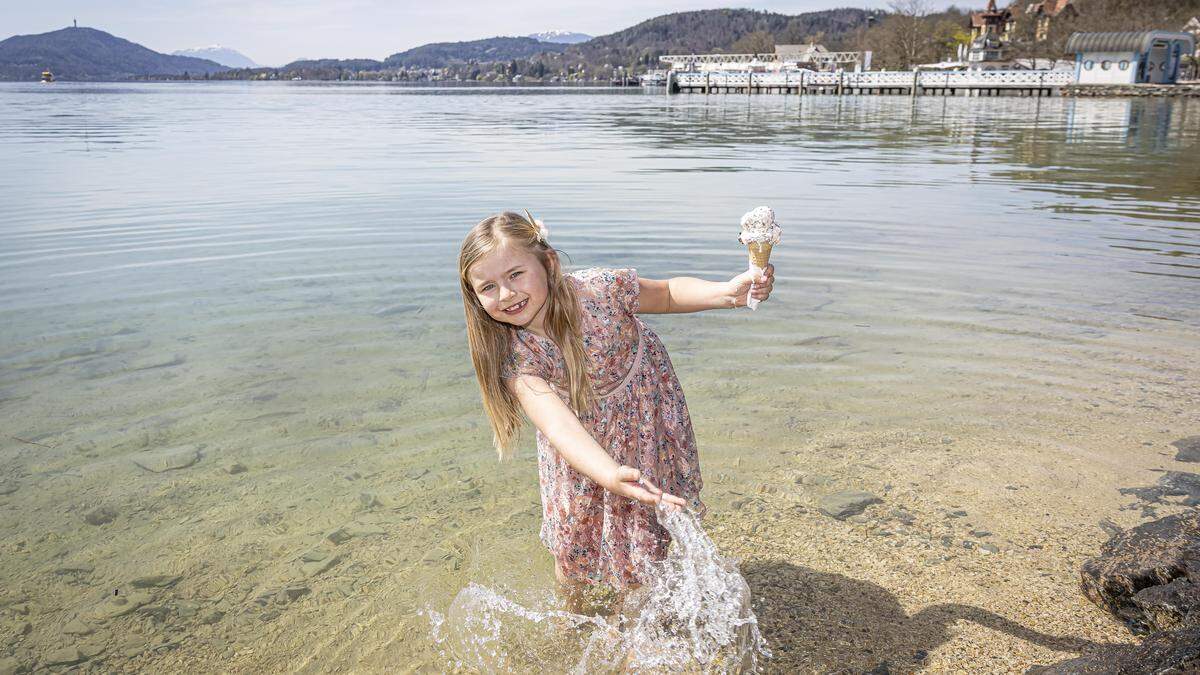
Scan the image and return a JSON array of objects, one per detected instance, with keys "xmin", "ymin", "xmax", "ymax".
[{"xmin": 426, "ymin": 504, "xmax": 771, "ymax": 673}]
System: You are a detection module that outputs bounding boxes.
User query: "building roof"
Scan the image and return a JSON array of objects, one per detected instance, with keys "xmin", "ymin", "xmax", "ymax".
[{"xmin": 1065, "ymin": 31, "xmax": 1196, "ymax": 54}]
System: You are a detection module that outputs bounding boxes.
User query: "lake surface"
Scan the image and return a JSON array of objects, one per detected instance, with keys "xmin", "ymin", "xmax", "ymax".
[{"xmin": 0, "ymin": 82, "xmax": 1197, "ymax": 672}]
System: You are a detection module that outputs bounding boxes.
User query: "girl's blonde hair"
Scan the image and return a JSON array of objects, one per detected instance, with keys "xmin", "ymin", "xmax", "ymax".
[{"xmin": 458, "ymin": 211, "xmax": 595, "ymax": 460}]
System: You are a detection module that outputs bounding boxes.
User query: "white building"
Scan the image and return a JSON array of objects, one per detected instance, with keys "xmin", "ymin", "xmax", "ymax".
[{"xmin": 1066, "ymin": 31, "xmax": 1196, "ymax": 85}]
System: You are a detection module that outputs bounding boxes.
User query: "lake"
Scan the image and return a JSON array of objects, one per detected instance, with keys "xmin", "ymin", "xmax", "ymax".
[{"xmin": 0, "ymin": 82, "xmax": 1197, "ymax": 672}]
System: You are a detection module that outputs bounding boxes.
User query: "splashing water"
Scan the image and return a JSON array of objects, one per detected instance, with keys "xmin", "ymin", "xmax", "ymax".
[{"xmin": 425, "ymin": 504, "xmax": 771, "ymax": 673}]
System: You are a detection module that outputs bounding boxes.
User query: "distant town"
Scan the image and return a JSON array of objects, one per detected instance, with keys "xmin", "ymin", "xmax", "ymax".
[{"xmin": 1, "ymin": 1, "xmax": 1197, "ymax": 92}]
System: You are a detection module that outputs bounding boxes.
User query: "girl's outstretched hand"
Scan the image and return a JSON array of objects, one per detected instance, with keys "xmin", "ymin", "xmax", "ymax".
[
  {"xmin": 608, "ymin": 465, "xmax": 687, "ymax": 510},
  {"xmin": 727, "ymin": 263, "xmax": 775, "ymax": 308}
]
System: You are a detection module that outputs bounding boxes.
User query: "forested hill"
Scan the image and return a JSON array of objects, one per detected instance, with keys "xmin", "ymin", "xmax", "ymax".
[
  {"xmin": 0, "ymin": 27, "xmax": 228, "ymax": 81},
  {"xmin": 383, "ymin": 36, "xmax": 568, "ymax": 69},
  {"xmin": 573, "ymin": 8, "xmax": 872, "ymax": 62}
]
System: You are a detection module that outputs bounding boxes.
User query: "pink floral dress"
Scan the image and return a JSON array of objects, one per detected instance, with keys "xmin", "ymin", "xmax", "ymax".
[{"xmin": 501, "ymin": 267, "xmax": 706, "ymax": 588}]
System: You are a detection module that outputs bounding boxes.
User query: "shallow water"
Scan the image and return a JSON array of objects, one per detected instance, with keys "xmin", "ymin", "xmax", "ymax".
[{"xmin": 0, "ymin": 83, "xmax": 1198, "ymax": 671}]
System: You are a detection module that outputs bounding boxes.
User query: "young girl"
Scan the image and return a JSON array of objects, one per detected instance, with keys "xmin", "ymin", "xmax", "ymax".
[{"xmin": 458, "ymin": 211, "xmax": 775, "ymax": 600}]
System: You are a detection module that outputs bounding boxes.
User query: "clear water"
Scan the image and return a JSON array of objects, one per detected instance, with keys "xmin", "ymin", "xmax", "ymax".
[{"xmin": 0, "ymin": 82, "xmax": 1197, "ymax": 671}]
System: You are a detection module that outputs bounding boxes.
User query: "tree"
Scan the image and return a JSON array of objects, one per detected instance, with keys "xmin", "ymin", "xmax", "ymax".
[{"xmin": 731, "ymin": 30, "xmax": 775, "ymax": 54}]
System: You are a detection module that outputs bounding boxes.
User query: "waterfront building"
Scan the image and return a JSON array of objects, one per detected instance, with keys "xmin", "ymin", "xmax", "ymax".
[
  {"xmin": 969, "ymin": 0, "xmax": 1015, "ymax": 70},
  {"xmin": 1067, "ymin": 31, "xmax": 1196, "ymax": 85},
  {"xmin": 1012, "ymin": 0, "xmax": 1077, "ymax": 41}
]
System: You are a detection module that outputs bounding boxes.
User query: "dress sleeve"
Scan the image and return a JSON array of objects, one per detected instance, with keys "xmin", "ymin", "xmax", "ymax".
[{"xmin": 608, "ymin": 267, "xmax": 640, "ymax": 316}]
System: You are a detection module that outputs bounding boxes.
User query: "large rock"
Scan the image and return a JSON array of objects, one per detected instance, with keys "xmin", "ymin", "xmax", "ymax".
[
  {"xmin": 818, "ymin": 490, "xmax": 881, "ymax": 520},
  {"xmin": 1172, "ymin": 436, "xmax": 1200, "ymax": 463},
  {"xmin": 1027, "ymin": 625, "xmax": 1200, "ymax": 674},
  {"xmin": 1079, "ymin": 511, "xmax": 1200, "ymax": 632}
]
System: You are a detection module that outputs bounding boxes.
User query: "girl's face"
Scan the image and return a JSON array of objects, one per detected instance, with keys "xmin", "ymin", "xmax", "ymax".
[{"xmin": 467, "ymin": 243, "xmax": 553, "ymax": 329}]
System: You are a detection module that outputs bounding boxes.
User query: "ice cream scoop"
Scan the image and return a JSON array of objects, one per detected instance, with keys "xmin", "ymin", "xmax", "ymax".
[{"xmin": 738, "ymin": 206, "xmax": 779, "ymax": 310}]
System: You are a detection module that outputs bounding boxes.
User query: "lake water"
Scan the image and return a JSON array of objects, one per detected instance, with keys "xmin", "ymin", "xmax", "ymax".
[{"xmin": 0, "ymin": 82, "xmax": 1198, "ymax": 672}]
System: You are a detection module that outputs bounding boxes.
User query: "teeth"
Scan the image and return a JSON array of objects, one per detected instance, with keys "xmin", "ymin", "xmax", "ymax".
[{"xmin": 504, "ymin": 300, "xmax": 526, "ymax": 313}]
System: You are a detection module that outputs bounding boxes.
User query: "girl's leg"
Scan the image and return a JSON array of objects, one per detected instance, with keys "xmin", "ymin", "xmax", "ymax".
[{"xmin": 555, "ymin": 559, "xmax": 589, "ymax": 614}]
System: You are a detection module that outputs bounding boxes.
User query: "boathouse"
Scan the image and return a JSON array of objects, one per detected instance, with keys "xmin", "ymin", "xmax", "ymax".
[{"xmin": 1067, "ymin": 31, "xmax": 1196, "ymax": 85}]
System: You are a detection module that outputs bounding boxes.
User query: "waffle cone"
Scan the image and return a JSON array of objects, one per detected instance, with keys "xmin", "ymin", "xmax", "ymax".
[{"xmin": 747, "ymin": 242, "xmax": 773, "ymax": 269}]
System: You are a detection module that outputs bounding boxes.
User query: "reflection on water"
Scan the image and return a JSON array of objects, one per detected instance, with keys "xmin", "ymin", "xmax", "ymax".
[{"xmin": 0, "ymin": 83, "xmax": 1197, "ymax": 671}]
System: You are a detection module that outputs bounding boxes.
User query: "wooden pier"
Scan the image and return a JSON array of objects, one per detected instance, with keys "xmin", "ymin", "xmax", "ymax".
[{"xmin": 667, "ymin": 70, "xmax": 1076, "ymax": 97}]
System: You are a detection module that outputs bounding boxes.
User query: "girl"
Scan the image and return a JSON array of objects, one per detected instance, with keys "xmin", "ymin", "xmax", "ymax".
[{"xmin": 458, "ymin": 211, "xmax": 775, "ymax": 603}]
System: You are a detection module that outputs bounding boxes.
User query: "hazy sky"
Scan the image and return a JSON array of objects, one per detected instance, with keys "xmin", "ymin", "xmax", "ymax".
[{"xmin": 8, "ymin": 1, "xmax": 973, "ymax": 66}]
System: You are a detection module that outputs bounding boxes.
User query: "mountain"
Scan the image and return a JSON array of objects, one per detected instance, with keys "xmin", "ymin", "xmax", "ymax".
[
  {"xmin": 528, "ymin": 30, "xmax": 593, "ymax": 44},
  {"xmin": 569, "ymin": 8, "xmax": 870, "ymax": 64},
  {"xmin": 0, "ymin": 26, "xmax": 228, "ymax": 81},
  {"xmin": 383, "ymin": 36, "xmax": 568, "ymax": 69},
  {"xmin": 173, "ymin": 45, "xmax": 258, "ymax": 69}
]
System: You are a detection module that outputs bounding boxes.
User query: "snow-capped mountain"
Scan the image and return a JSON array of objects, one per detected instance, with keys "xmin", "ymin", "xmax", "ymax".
[
  {"xmin": 527, "ymin": 30, "xmax": 592, "ymax": 44},
  {"xmin": 172, "ymin": 45, "xmax": 258, "ymax": 69}
]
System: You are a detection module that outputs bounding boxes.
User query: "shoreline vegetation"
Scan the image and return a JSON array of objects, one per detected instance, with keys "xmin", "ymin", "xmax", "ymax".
[{"xmin": 2, "ymin": 2, "xmax": 1197, "ymax": 84}]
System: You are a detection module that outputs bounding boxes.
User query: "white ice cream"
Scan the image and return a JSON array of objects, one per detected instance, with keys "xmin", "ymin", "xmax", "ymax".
[{"xmin": 737, "ymin": 206, "xmax": 781, "ymax": 246}]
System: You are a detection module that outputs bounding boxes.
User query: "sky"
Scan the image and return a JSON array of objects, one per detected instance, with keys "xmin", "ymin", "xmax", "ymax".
[{"xmin": 6, "ymin": 1, "xmax": 974, "ymax": 66}]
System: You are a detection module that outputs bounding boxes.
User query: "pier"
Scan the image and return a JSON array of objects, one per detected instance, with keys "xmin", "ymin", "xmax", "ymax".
[{"xmin": 667, "ymin": 69, "xmax": 1077, "ymax": 97}]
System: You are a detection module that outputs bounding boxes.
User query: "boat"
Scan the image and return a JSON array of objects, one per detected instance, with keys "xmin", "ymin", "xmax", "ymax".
[
  {"xmin": 40, "ymin": 70, "xmax": 54, "ymax": 83},
  {"xmin": 640, "ymin": 70, "xmax": 668, "ymax": 86}
]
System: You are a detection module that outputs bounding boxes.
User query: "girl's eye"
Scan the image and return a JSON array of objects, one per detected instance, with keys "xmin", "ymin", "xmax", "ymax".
[
  {"xmin": 481, "ymin": 284, "xmax": 494, "ymax": 292},
  {"xmin": 510, "ymin": 271, "xmax": 522, "ymax": 279}
]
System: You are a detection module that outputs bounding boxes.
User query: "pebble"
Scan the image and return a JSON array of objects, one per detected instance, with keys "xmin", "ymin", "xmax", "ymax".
[
  {"xmin": 970, "ymin": 529, "xmax": 992, "ymax": 538},
  {"xmin": 61, "ymin": 618, "xmax": 94, "ymax": 636},
  {"xmin": 131, "ymin": 445, "xmax": 202, "ymax": 473},
  {"xmin": 224, "ymin": 462, "xmax": 248, "ymax": 475},
  {"xmin": 0, "ymin": 656, "xmax": 25, "ymax": 675},
  {"xmin": 131, "ymin": 574, "xmax": 182, "ymax": 589},
  {"xmin": 818, "ymin": 490, "xmax": 882, "ymax": 520},
  {"xmin": 84, "ymin": 506, "xmax": 118, "ymax": 526},
  {"xmin": 947, "ymin": 509, "xmax": 968, "ymax": 518},
  {"xmin": 979, "ymin": 543, "xmax": 1000, "ymax": 554},
  {"xmin": 0, "ymin": 480, "xmax": 18, "ymax": 496}
]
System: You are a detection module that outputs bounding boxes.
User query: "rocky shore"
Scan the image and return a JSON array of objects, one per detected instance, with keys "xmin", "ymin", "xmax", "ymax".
[
  {"xmin": 1062, "ymin": 83, "xmax": 1200, "ymax": 97},
  {"xmin": 701, "ymin": 430, "xmax": 1200, "ymax": 673}
]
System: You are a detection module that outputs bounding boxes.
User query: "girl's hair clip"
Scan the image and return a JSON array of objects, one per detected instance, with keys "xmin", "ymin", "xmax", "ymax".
[{"xmin": 524, "ymin": 209, "xmax": 549, "ymax": 244}]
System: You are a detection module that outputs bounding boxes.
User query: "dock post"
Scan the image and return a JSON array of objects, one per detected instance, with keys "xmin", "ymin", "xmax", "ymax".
[
  {"xmin": 911, "ymin": 69, "xmax": 920, "ymax": 98},
  {"xmin": 666, "ymin": 70, "xmax": 674, "ymax": 95},
  {"xmin": 800, "ymin": 70, "xmax": 806, "ymax": 97},
  {"xmin": 704, "ymin": 71, "xmax": 710, "ymax": 95},
  {"xmin": 747, "ymin": 71, "xmax": 753, "ymax": 97}
]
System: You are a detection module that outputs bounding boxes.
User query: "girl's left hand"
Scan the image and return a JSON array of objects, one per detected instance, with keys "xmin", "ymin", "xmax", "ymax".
[
  {"xmin": 609, "ymin": 466, "xmax": 687, "ymax": 510},
  {"xmin": 727, "ymin": 263, "xmax": 775, "ymax": 308}
]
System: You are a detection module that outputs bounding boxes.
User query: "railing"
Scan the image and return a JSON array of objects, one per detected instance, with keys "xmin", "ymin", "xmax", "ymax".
[{"xmin": 674, "ymin": 70, "xmax": 1077, "ymax": 88}]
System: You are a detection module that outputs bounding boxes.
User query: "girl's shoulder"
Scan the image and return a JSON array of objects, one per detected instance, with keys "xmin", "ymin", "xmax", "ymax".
[{"xmin": 565, "ymin": 267, "xmax": 639, "ymax": 316}]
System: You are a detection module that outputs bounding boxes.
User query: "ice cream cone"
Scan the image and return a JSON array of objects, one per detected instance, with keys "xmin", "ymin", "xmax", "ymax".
[{"xmin": 747, "ymin": 242, "xmax": 772, "ymax": 270}]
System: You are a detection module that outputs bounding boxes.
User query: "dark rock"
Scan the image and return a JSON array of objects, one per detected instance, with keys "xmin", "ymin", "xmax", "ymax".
[
  {"xmin": 0, "ymin": 656, "xmax": 27, "ymax": 675},
  {"xmin": 1133, "ymin": 578, "xmax": 1200, "ymax": 632},
  {"xmin": 1080, "ymin": 511, "xmax": 1200, "ymax": 632},
  {"xmin": 224, "ymin": 462, "xmax": 248, "ymax": 475},
  {"xmin": 970, "ymin": 529, "xmax": 992, "ymax": 538},
  {"xmin": 1119, "ymin": 471, "xmax": 1200, "ymax": 504},
  {"xmin": 1026, "ymin": 625, "xmax": 1200, "ymax": 674},
  {"xmin": 0, "ymin": 480, "xmax": 18, "ymax": 496},
  {"xmin": 1172, "ymin": 436, "xmax": 1200, "ymax": 463},
  {"xmin": 817, "ymin": 490, "xmax": 881, "ymax": 520},
  {"xmin": 947, "ymin": 509, "xmax": 967, "ymax": 518},
  {"xmin": 84, "ymin": 506, "xmax": 118, "ymax": 526}
]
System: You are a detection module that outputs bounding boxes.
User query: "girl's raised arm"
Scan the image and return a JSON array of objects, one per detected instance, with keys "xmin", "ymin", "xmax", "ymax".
[
  {"xmin": 507, "ymin": 374, "xmax": 685, "ymax": 508},
  {"xmin": 637, "ymin": 264, "xmax": 775, "ymax": 314}
]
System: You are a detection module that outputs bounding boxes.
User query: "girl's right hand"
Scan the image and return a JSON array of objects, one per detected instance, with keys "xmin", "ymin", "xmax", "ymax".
[{"xmin": 608, "ymin": 465, "xmax": 687, "ymax": 510}]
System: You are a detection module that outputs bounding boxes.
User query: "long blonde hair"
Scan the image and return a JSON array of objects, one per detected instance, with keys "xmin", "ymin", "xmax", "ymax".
[{"xmin": 458, "ymin": 211, "xmax": 595, "ymax": 460}]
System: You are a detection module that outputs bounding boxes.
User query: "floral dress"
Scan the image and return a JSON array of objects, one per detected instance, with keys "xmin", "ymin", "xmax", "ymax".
[{"xmin": 501, "ymin": 267, "xmax": 705, "ymax": 588}]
